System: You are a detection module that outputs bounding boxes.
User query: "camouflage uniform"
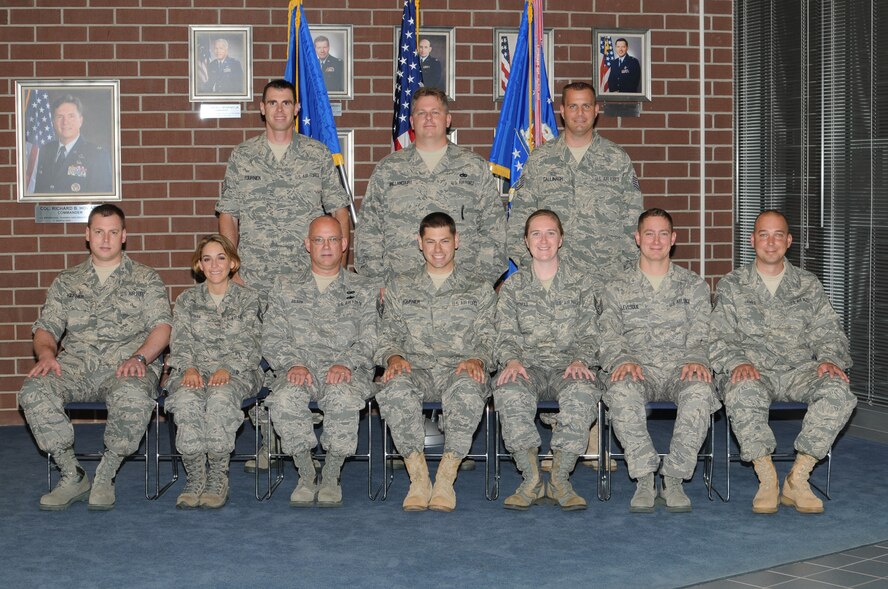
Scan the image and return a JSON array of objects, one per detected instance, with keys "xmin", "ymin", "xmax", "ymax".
[
  {"xmin": 494, "ymin": 261, "xmax": 604, "ymax": 456},
  {"xmin": 354, "ymin": 143, "xmax": 507, "ymax": 284},
  {"xmin": 711, "ymin": 261, "xmax": 857, "ymax": 462},
  {"xmin": 19, "ymin": 255, "xmax": 172, "ymax": 457},
  {"xmin": 375, "ymin": 265, "xmax": 496, "ymax": 457},
  {"xmin": 166, "ymin": 282, "xmax": 262, "ymax": 456},
  {"xmin": 217, "ymin": 133, "xmax": 349, "ymax": 298},
  {"xmin": 509, "ymin": 134, "xmax": 643, "ymax": 276},
  {"xmin": 600, "ymin": 263, "xmax": 720, "ymax": 480},
  {"xmin": 262, "ymin": 268, "xmax": 379, "ymax": 457}
]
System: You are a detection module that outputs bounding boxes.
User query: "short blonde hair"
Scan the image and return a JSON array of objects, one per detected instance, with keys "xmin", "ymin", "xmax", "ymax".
[{"xmin": 191, "ymin": 234, "xmax": 240, "ymax": 277}]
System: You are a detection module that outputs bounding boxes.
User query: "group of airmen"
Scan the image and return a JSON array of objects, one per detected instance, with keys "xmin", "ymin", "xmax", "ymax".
[{"xmin": 19, "ymin": 79, "xmax": 857, "ymax": 517}]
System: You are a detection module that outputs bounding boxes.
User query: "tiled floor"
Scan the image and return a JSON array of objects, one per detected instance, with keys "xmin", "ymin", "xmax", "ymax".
[{"xmin": 689, "ymin": 541, "xmax": 888, "ymax": 588}]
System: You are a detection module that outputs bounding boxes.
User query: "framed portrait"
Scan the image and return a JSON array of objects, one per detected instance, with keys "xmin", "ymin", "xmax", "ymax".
[
  {"xmin": 592, "ymin": 29, "xmax": 652, "ymax": 101},
  {"xmin": 336, "ymin": 129, "xmax": 354, "ymax": 195},
  {"xmin": 393, "ymin": 25, "xmax": 456, "ymax": 99},
  {"xmin": 189, "ymin": 25, "xmax": 253, "ymax": 102},
  {"xmin": 312, "ymin": 24, "xmax": 354, "ymax": 101},
  {"xmin": 15, "ymin": 79, "xmax": 121, "ymax": 203},
  {"xmin": 493, "ymin": 28, "xmax": 555, "ymax": 101}
]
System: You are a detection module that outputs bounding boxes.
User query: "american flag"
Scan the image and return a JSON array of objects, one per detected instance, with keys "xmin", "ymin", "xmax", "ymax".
[
  {"xmin": 599, "ymin": 35, "xmax": 615, "ymax": 92},
  {"xmin": 392, "ymin": 0, "xmax": 421, "ymax": 151},
  {"xmin": 24, "ymin": 89, "xmax": 56, "ymax": 190},
  {"xmin": 499, "ymin": 35, "xmax": 511, "ymax": 93}
]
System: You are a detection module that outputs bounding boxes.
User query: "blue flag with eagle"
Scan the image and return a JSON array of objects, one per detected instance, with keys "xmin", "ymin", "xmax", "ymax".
[{"xmin": 488, "ymin": 0, "xmax": 557, "ymax": 191}]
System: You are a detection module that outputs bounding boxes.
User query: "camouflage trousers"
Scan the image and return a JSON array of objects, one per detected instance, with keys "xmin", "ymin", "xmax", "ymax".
[
  {"xmin": 377, "ymin": 367, "xmax": 489, "ymax": 457},
  {"xmin": 604, "ymin": 365, "xmax": 720, "ymax": 480},
  {"xmin": 19, "ymin": 361, "xmax": 158, "ymax": 457},
  {"xmin": 165, "ymin": 370, "xmax": 260, "ymax": 455},
  {"xmin": 265, "ymin": 368, "xmax": 373, "ymax": 457},
  {"xmin": 495, "ymin": 365, "xmax": 603, "ymax": 456},
  {"xmin": 721, "ymin": 361, "xmax": 857, "ymax": 462}
]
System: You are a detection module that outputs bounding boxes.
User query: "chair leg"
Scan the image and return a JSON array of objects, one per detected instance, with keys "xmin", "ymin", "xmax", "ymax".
[
  {"xmin": 596, "ymin": 401, "xmax": 608, "ymax": 502},
  {"xmin": 367, "ymin": 400, "xmax": 378, "ymax": 501},
  {"xmin": 704, "ymin": 412, "xmax": 715, "ymax": 501},
  {"xmin": 152, "ymin": 402, "xmax": 180, "ymax": 500},
  {"xmin": 484, "ymin": 402, "xmax": 493, "ymax": 501},
  {"xmin": 491, "ymin": 410, "xmax": 503, "ymax": 501}
]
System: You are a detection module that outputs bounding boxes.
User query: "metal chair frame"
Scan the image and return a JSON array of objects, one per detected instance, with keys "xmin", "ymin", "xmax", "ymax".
[
  {"xmin": 601, "ymin": 400, "xmax": 716, "ymax": 501},
  {"xmin": 723, "ymin": 401, "xmax": 832, "ymax": 502},
  {"xmin": 380, "ymin": 400, "xmax": 494, "ymax": 501},
  {"xmin": 492, "ymin": 400, "xmax": 607, "ymax": 501},
  {"xmin": 46, "ymin": 401, "xmax": 154, "ymax": 500},
  {"xmin": 261, "ymin": 398, "xmax": 376, "ymax": 501}
]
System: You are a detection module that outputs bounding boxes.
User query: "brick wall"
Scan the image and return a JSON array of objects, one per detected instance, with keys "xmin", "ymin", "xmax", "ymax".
[{"xmin": 0, "ymin": 0, "xmax": 733, "ymax": 425}]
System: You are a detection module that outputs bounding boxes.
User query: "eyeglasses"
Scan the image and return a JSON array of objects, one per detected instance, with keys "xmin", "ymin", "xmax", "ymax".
[{"xmin": 309, "ymin": 236, "xmax": 342, "ymax": 245}]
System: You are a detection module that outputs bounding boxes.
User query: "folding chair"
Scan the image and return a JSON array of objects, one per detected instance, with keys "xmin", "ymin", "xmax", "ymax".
[
  {"xmin": 601, "ymin": 400, "xmax": 716, "ymax": 501},
  {"xmin": 723, "ymin": 401, "xmax": 832, "ymax": 502},
  {"xmin": 46, "ymin": 401, "xmax": 153, "ymax": 500},
  {"xmin": 260, "ymin": 397, "xmax": 376, "ymax": 501},
  {"xmin": 380, "ymin": 400, "xmax": 493, "ymax": 501},
  {"xmin": 151, "ymin": 390, "xmax": 266, "ymax": 501},
  {"xmin": 492, "ymin": 400, "xmax": 606, "ymax": 501}
]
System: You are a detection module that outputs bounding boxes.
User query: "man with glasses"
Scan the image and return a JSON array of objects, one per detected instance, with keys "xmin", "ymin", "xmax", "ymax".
[{"xmin": 262, "ymin": 215, "xmax": 379, "ymax": 507}]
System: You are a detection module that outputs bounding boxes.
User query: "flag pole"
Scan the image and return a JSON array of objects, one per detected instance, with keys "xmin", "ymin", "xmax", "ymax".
[{"xmin": 336, "ymin": 165, "xmax": 358, "ymax": 225}]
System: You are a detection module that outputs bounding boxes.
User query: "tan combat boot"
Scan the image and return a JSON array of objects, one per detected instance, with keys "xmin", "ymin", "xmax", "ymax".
[
  {"xmin": 660, "ymin": 475, "xmax": 692, "ymax": 513},
  {"xmin": 89, "ymin": 449, "xmax": 123, "ymax": 511},
  {"xmin": 780, "ymin": 453, "xmax": 824, "ymax": 514},
  {"xmin": 402, "ymin": 452, "xmax": 432, "ymax": 511},
  {"xmin": 317, "ymin": 453, "xmax": 346, "ymax": 508},
  {"xmin": 630, "ymin": 473, "xmax": 657, "ymax": 513},
  {"xmin": 547, "ymin": 450, "xmax": 587, "ymax": 511},
  {"xmin": 41, "ymin": 447, "xmax": 90, "ymax": 511},
  {"xmin": 504, "ymin": 448, "xmax": 546, "ymax": 510},
  {"xmin": 243, "ymin": 416, "xmax": 281, "ymax": 473},
  {"xmin": 176, "ymin": 453, "xmax": 206, "ymax": 509},
  {"xmin": 428, "ymin": 452, "xmax": 461, "ymax": 512},
  {"xmin": 580, "ymin": 424, "xmax": 618, "ymax": 471},
  {"xmin": 752, "ymin": 455, "xmax": 780, "ymax": 514},
  {"xmin": 290, "ymin": 452, "xmax": 318, "ymax": 507},
  {"xmin": 199, "ymin": 453, "xmax": 230, "ymax": 509}
]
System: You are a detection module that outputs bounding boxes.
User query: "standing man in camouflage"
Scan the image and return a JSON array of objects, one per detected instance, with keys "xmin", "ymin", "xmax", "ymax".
[
  {"xmin": 19, "ymin": 204, "xmax": 172, "ymax": 511},
  {"xmin": 509, "ymin": 81, "xmax": 644, "ymax": 468},
  {"xmin": 262, "ymin": 216, "xmax": 379, "ymax": 507},
  {"xmin": 217, "ymin": 78, "xmax": 351, "ymax": 299},
  {"xmin": 600, "ymin": 208, "xmax": 720, "ymax": 513},
  {"xmin": 217, "ymin": 78, "xmax": 351, "ymax": 469},
  {"xmin": 376, "ymin": 212, "xmax": 496, "ymax": 512},
  {"xmin": 355, "ymin": 87, "xmax": 506, "ymax": 286},
  {"xmin": 711, "ymin": 210, "xmax": 856, "ymax": 514},
  {"xmin": 495, "ymin": 210, "xmax": 603, "ymax": 512},
  {"xmin": 508, "ymin": 81, "xmax": 642, "ymax": 273}
]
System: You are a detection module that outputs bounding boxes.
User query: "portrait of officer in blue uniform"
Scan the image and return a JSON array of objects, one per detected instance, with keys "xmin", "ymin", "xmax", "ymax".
[
  {"xmin": 32, "ymin": 95, "xmax": 113, "ymax": 195},
  {"xmin": 202, "ymin": 38, "xmax": 245, "ymax": 95},
  {"xmin": 607, "ymin": 38, "xmax": 642, "ymax": 93},
  {"xmin": 314, "ymin": 35, "xmax": 344, "ymax": 93}
]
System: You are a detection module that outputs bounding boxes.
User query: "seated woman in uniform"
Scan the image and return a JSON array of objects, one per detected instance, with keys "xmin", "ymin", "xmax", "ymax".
[{"xmin": 166, "ymin": 234, "xmax": 262, "ymax": 509}]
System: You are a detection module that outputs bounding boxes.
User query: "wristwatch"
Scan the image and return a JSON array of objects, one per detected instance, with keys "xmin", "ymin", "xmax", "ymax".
[{"xmin": 132, "ymin": 354, "xmax": 147, "ymax": 364}]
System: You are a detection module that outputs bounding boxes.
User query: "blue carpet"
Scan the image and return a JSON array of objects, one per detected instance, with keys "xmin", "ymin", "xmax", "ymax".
[{"xmin": 0, "ymin": 412, "xmax": 885, "ymax": 588}]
